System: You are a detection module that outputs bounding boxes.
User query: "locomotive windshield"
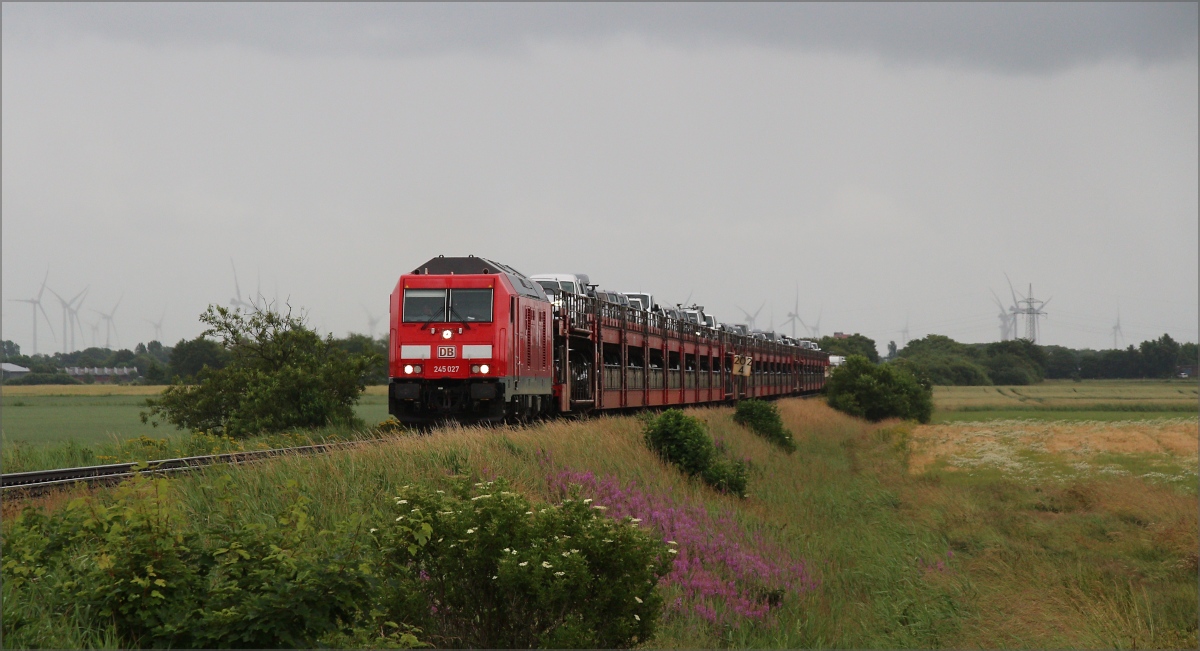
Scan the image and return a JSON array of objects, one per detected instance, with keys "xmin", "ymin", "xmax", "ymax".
[
  {"xmin": 402, "ymin": 288, "xmax": 494, "ymax": 323},
  {"xmin": 402, "ymin": 289, "xmax": 447, "ymax": 322},
  {"xmin": 449, "ymin": 289, "xmax": 493, "ymax": 322}
]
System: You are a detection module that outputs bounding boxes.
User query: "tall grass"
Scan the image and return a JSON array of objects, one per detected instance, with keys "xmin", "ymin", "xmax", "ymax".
[{"xmin": 6, "ymin": 398, "xmax": 1196, "ymax": 648}]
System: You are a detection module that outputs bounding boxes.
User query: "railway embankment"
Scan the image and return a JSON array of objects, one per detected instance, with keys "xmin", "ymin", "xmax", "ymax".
[{"xmin": 4, "ymin": 398, "xmax": 1196, "ymax": 648}]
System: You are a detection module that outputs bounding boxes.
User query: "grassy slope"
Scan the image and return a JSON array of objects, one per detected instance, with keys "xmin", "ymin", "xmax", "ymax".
[{"xmin": 9, "ymin": 399, "xmax": 1195, "ymax": 648}]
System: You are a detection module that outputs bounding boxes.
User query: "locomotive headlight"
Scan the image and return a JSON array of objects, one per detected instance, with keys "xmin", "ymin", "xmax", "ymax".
[
  {"xmin": 404, "ymin": 364, "xmax": 414, "ymax": 375},
  {"xmin": 480, "ymin": 364, "xmax": 489, "ymax": 374},
  {"xmin": 441, "ymin": 329, "xmax": 452, "ymax": 339}
]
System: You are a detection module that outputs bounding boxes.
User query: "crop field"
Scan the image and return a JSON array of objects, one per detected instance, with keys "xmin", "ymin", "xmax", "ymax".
[
  {"xmin": 933, "ymin": 379, "xmax": 1198, "ymax": 422},
  {"xmin": 4, "ymin": 398, "xmax": 1196, "ymax": 648},
  {"xmin": 0, "ymin": 385, "xmax": 390, "ymax": 448}
]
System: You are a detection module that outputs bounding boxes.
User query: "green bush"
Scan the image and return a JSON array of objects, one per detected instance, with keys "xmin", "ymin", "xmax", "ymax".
[
  {"xmin": 1, "ymin": 474, "xmax": 375, "ymax": 649},
  {"xmin": 701, "ymin": 457, "xmax": 749, "ymax": 496},
  {"xmin": 644, "ymin": 409, "xmax": 715, "ymax": 476},
  {"xmin": 2, "ymin": 475, "xmax": 670, "ymax": 649},
  {"xmin": 825, "ymin": 355, "xmax": 933, "ymax": 423},
  {"xmin": 644, "ymin": 409, "xmax": 748, "ymax": 496},
  {"xmin": 142, "ymin": 304, "xmax": 377, "ymax": 438},
  {"xmin": 733, "ymin": 399, "xmax": 796, "ymax": 453},
  {"xmin": 373, "ymin": 478, "xmax": 671, "ymax": 648}
]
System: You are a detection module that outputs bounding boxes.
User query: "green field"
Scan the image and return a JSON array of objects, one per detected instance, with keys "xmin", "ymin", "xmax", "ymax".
[
  {"xmin": 1, "ymin": 387, "xmax": 390, "ymax": 447},
  {"xmin": 932, "ymin": 379, "xmax": 1198, "ymax": 423}
]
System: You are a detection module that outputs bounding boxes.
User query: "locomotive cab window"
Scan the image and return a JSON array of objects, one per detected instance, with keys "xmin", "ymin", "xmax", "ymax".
[
  {"xmin": 449, "ymin": 289, "xmax": 493, "ymax": 322},
  {"xmin": 402, "ymin": 289, "xmax": 447, "ymax": 322}
]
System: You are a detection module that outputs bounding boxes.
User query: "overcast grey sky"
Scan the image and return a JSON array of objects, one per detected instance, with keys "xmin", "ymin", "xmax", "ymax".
[{"xmin": 3, "ymin": 3, "xmax": 1197, "ymax": 356}]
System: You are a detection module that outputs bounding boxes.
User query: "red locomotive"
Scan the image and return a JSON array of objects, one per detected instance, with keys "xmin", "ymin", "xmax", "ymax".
[{"xmin": 388, "ymin": 255, "xmax": 827, "ymax": 425}]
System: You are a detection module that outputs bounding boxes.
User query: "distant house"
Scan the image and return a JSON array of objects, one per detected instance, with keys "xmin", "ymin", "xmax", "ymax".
[
  {"xmin": 1177, "ymin": 364, "xmax": 1198, "ymax": 379},
  {"xmin": 1, "ymin": 362, "xmax": 31, "ymax": 380},
  {"xmin": 63, "ymin": 366, "xmax": 139, "ymax": 384}
]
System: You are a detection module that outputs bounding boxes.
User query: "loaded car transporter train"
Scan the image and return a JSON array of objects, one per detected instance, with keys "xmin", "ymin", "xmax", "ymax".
[{"xmin": 388, "ymin": 256, "xmax": 829, "ymax": 425}]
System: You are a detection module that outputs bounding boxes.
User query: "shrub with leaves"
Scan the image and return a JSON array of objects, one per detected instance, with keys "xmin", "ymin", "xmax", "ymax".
[
  {"xmin": 2, "ymin": 474, "xmax": 378, "ymax": 649},
  {"xmin": 373, "ymin": 478, "xmax": 671, "ymax": 648},
  {"xmin": 733, "ymin": 399, "xmax": 796, "ymax": 453},
  {"xmin": 644, "ymin": 409, "xmax": 748, "ymax": 497},
  {"xmin": 825, "ymin": 355, "xmax": 933, "ymax": 423},
  {"xmin": 142, "ymin": 303, "xmax": 377, "ymax": 438}
]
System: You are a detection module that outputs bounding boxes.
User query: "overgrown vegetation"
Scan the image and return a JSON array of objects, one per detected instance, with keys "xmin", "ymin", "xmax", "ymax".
[
  {"xmin": 2, "ymin": 399, "xmax": 1195, "ymax": 648},
  {"xmin": 141, "ymin": 304, "xmax": 377, "ymax": 438},
  {"xmin": 826, "ymin": 354, "xmax": 934, "ymax": 423},
  {"xmin": 733, "ymin": 399, "xmax": 796, "ymax": 452},
  {"xmin": 642, "ymin": 409, "xmax": 749, "ymax": 497},
  {"xmin": 2, "ymin": 475, "xmax": 669, "ymax": 649}
]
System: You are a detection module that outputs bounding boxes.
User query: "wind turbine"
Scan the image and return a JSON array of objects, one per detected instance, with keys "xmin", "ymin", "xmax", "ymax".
[
  {"xmin": 68, "ymin": 288, "xmax": 89, "ymax": 352},
  {"xmin": 807, "ymin": 308, "xmax": 823, "ymax": 339},
  {"xmin": 86, "ymin": 318, "xmax": 102, "ymax": 348},
  {"xmin": 990, "ymin": 290, "xmax": 1012, "ymax": 341},
  {"xmin": 899, "ymin": 315, "xmax": 910, "ymax": 346},
  {"xmin": 230, "ymin": 259, "xmax": 254, "ymax": 310},
  {"xmin": 144, "ymin": 307, "xmax": 167, "ymax": 343},
  {"xmin": 1004, "ymin": 273, "xmax": 1024, "ymax": 340},
  {"xmin": 735, "ymin": 301, "xmax": 766, "ymax": 331},
  {"xmin": 47, "ymin": 285, "xmax": 88, "ymax": 353},
  {"xmin": 1111, "ymin": 308, "xmax": 1124, "ymax": 350},
  {"xmin": 9, "ymin": 268, "xmax": 56, "ymax": 354},
  {"xmin": 363, "ymin": 305, "xmax": 382, "ymax": 340},
  {"xmin": 92, "ymin": 295, "xmax": 123, "ymax": 349},
  {"xmin": 783, "ymin": 285, "xmax": 806, "ymax": 339}
]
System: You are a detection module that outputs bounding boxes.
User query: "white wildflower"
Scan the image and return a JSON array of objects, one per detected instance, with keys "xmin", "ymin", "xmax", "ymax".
[
  {"xmin": 466, "ymin": 528, "xmax": 476, "ymax": 534},
  {"xmin": 570, "ymin": 549, "xmax": 580, "ymax": 554},
  {"xmin": 397, "ymin": 499, "xmax": 408, "ymax": 505},
  {"xmin": 562, "ymin": 552, "xmax": 570, "ymax": 557},
  {"xmin": 583, "ymin": 498, "xmax": 593, "ymax": 504},
  {"xmin": 635, "ymin": 596, "xmax": 643, "ymax": 603},
  {"xmin": 525, "ymin": 511, "xmax": 534, "ymax": 515},
  {"xmin": 634, "ymin": 615, "xmax": 640, "ymax": 621},
  {"xmin": 554, "ymin": 571, "xmax": 565, "ymax": 577},
  {"xmin": 592, "ymin": 505, "xmax": 607, "ymax": 510},
  {"xmin": 395, "ymin": 516, "xmax": 405, "ymax": 521},
  {"xmin": 519, "ymin": 561, "xmax": 528, "ymax": 567},
  {"xmin": 668, "ymin": 549, "xmax": 678, "ymax": 554},
  {"xmin": 492, "ymin": 575, "xmax": 498, "ymax": 580},
  {"xmin": 667, "ymin": 540, "xmax": 677, "ymax": 545},
  {"xmin": 436, "ymin": 490, "xmax": 445, "ymax": 494},
  {"xmin": 471, "ymin": 494, "xmax": 492, "ymax": 501},
  {"xmin": 369, "ymin": 528, "xmax": 378, "ymax": 533},
  {"xmin": 542, "ymin": 561, "xmax": 553, "ymax": 569},
  {"xmin": 630, "ymin": 518, "xmax": 642, "ymax": 523},
  {"xmin": 503, "ymin": 548, "xmax": 511, "ymax": 553}
]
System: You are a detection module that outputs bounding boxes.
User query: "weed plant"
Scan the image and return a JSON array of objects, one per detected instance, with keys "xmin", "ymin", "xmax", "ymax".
[{"xmin": 733, "ymin": 399, "xmax": 797, "ymax": 452}]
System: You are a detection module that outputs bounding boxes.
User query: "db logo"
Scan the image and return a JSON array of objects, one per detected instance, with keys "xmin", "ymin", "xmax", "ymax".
[{"xmin": 437, "ymin": 345, "xmax": 456, "ymax": 358}]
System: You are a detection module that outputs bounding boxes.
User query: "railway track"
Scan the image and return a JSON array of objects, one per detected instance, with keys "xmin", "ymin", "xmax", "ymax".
[{"xmin": 1, "ymin": 439, "xmax": 384, "ymax": 497}]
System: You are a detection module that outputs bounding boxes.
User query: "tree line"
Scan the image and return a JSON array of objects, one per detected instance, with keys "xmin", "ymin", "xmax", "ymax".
[
  {"xmin": 810, "ymin": 332, "xmax": 1196, "ymax": 386},
  {"xmin": 1, "ymin": 332, "xmax": 388, "ymax": 386}
]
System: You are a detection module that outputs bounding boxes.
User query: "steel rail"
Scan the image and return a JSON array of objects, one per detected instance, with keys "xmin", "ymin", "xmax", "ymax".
[{"xmin": 2, "ymin": 439, "xmax": 386, "ymax": 497}]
